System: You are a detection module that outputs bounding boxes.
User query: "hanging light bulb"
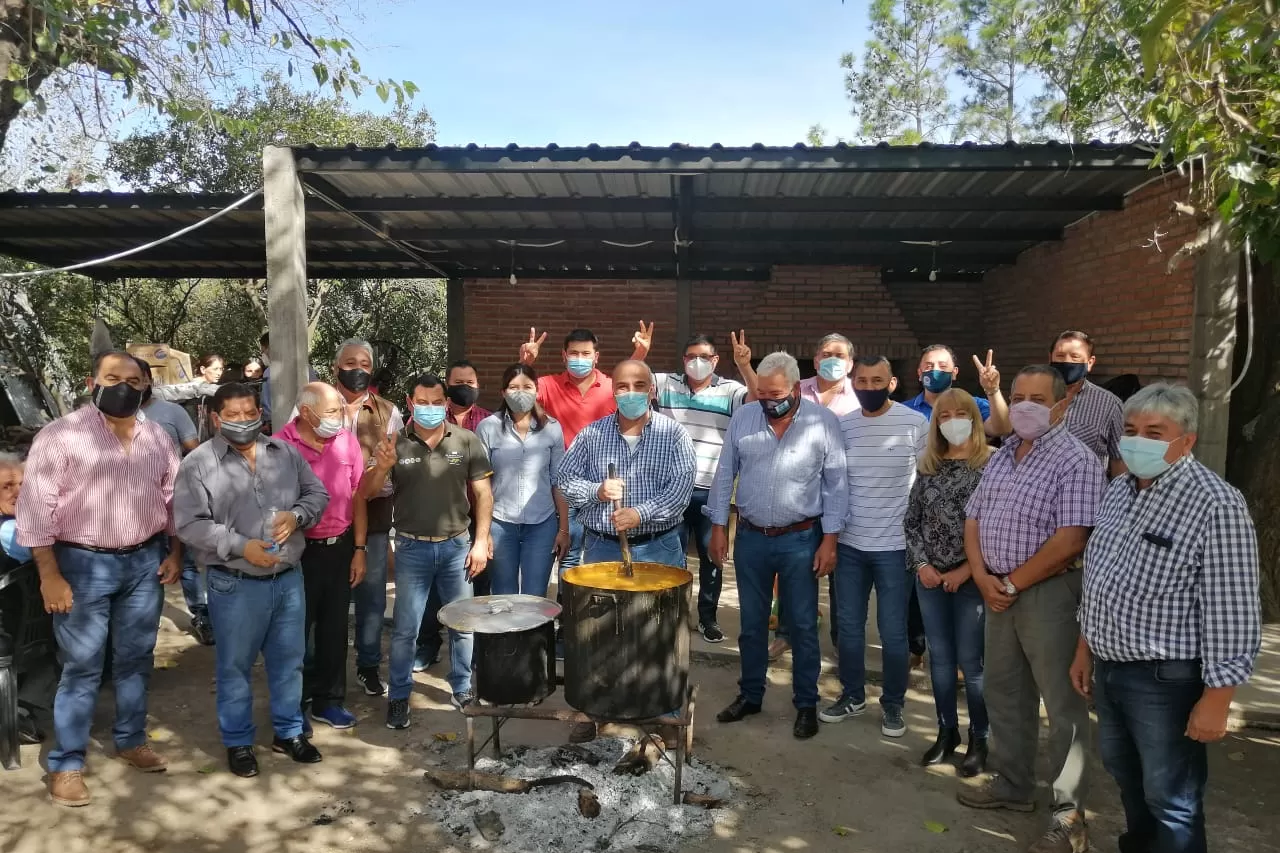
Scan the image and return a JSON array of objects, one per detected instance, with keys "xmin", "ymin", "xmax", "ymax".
[
  {"xmin": 509, "ymin": 272, "xmax": 518, "ymax": 286},
  {"xmin": 929, "ymin": 269, "xmax": 938, "ymax": 282},
  {"xmin": 508, "ymin": 241, "xmax": 517, "ymax": 286}
]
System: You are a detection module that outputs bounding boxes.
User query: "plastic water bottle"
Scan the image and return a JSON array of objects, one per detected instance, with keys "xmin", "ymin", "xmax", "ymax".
[{"xmin": 264, "ymin": 507, "xmax": 282, "ymax": 554}]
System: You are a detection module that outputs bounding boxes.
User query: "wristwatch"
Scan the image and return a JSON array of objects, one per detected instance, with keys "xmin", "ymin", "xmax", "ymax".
[
  {"xmin": 1002, "ymin": 577, "xmax": 1019, "ymax": 597},
  {"xmin": 292, "ymin": 509, "xmax": 305, "ymax": 529},
  {"xmin": 354, "ymin": 544, "xmax": 368, "ymax": 552}
]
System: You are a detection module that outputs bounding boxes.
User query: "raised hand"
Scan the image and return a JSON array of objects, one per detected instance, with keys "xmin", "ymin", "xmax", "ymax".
[
  {"xmin": 519, "ymin": 327, "xmax": 547, "ymax": 365},
  {"xmin": 729, "ymin": 329, "xmax": 752, "ymax": 366},
  {"xmin": 972, "ymin": 349, "xmax": 1001, "ymax": 395},
  {"xmin": 631, "ymin": 320, "xmax": 655, "ymax": 358}
]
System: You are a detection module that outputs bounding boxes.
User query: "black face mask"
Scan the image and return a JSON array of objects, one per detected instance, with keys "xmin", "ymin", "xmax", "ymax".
[
  {"xmin": 761, "ymin": 393, "xmax": 797, "ymax": 420},
  {"xmin": 854, "ymin": 388, "xmax": 890, "ymax": 412},
  {"xmin": 93, "ymin": 382, "xmax": 144, "ymax": 419},
  {"xmin": 1050, "ymin": 361, "xmax": 1089, "ymax": 385},
  {"xmin": 338, "ymin": 368, "xmax": 372, "ymax": 393},
  {"xmin": 447, "ymin": 384, "xmax": 480, "ymax": 408}
]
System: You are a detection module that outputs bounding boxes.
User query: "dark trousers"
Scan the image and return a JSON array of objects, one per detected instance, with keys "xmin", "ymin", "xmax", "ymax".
[
  {"xmin": 1095, "ymin": 659, "xmax": 1208, "ymax": 853},
  {"xmin": 679, "ymin": 489, "xmax": 721, "ymax": 625},
  {"xmin": 302, "ymin": 533, "xmax": 354, "ymax": 712}
]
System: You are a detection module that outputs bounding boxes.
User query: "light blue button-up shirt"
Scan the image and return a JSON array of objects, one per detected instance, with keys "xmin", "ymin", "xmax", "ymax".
[
  {"xmin": 475, "ymin": 411, "xmax": 566, "ymax": 525},
  {"xmin": 706, "ymin": 399, "xmax": 849, "ymax": 533}
]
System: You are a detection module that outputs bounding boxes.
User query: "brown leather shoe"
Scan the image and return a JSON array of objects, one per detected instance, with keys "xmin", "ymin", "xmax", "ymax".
[
  {"xmin": 118, "ymin": 744, "xmax": 168, "ymax": 773},
  {"xmin": 49, "ymin": 771, "xmax": 92, "ymax": 807}
]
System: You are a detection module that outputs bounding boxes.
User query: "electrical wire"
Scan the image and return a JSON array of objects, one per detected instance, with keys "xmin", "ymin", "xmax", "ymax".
[
  {"xmin": 0, "ymin": 189, "xmax": 264, "ymax": 279},
  {"xmin": 497, "ymin": 239, "xmax": 566, "ymax": 249},
  {"xmin": 1226, "ymin": 235, "xmax": 1255, "ymax": 397}
]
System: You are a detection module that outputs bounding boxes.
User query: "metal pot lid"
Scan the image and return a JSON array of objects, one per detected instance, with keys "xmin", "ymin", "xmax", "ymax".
[{"xmin": 437, "ymin": 594, "xmax": 562, "ymax": 633}]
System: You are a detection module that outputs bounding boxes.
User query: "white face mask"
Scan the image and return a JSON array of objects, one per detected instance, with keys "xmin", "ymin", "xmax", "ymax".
[
  {"xmin": 685, "ymin": 357, "xmax": 714, "ymax": 382},
  {"xmin": 939, "ymin": 417, "xmax": 974, "ymax": 446},
  {"xmin": 308, "ymin": 409, "xmax": 343, "ymax": 439}
]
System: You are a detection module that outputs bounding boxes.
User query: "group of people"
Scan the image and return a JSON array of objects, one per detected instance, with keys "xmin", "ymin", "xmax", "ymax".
[{"xmin": 4, "ymin": 320, "xmax": 1260, "ymax": 853}]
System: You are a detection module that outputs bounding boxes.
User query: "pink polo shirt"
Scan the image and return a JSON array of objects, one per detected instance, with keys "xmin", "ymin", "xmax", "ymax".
[
  {"xmin": 276, "ymin": 420, "xmax": 364, "ymax": 539},
  {"xmin": 798, "ymin": 376, "xmax": 861, "ymax": 417}
]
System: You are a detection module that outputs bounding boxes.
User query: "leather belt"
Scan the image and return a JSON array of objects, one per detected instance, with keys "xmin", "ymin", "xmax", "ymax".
[
  {"xmin": 57, "ymin": 532, "xmax": 163, "ymax": 556},
  {"xmin": 584, "ymin": 526, "xmax": 677, "ymax": 545},
  {"xmin": 739, "ymin": 517, "xmax": 821, "ymax": 538},
  {"xmin": 210, "ymin": 565, "xmax": 296, "ymax": 581},
  {"xmin": 306, "ymin": 528, "xmax": 352, "ymax": 546},
  {"xmin": 397, "ymin": 531, "xmax": 466, "ymax": 543}
]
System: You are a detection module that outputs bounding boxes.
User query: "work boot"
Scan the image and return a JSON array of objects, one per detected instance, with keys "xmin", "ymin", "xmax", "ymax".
[
  {"xmin": 117, "ymin": 744, "xmax": 168, "ymax": 773},
  {"xmin": 956, "ymin": 777, "xmax": 1036, "ymax": 812},
  {"xmin": 1027, "ymin": 810, "xmax": 1088, "ymax": 853},
  {"xmin": 48, "ymin": 770, "xmax": 91, "ymax": 807},
  {"xmin": 960, "ymin": 730, "xmax": 988, "ymax": 777},
  {"xmin": 921, "ymin": 726, "xmax": 961, "ymax": 766}
]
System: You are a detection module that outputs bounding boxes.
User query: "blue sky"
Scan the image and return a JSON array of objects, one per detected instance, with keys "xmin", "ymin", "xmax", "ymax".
[{"xmin": 353, "ymin": 0, "xmax": 867, "ymax": 146}]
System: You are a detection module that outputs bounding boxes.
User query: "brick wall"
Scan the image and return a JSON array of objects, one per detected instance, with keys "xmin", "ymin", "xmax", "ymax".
[
  {"xmin": 885, "ymin": 278, "xmax": 986, "ymax": 396},
  {"xmin": 982, "ymin": 178, "xmax": 1197, "ymax": 384}
]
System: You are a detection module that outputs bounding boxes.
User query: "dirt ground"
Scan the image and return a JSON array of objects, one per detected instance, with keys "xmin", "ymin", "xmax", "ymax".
[{"xmin": 3, "ymin": 590, "xmax": 1279, "ymax": 853}]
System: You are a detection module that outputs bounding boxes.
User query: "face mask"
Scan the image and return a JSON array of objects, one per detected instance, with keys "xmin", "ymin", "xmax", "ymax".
[
  {"xmin": 307, "ymin": 409, "xmax": 343, "ymax": 439},
  {"xmin": 854, "ymin": 388, "xmax": 890, "ymax": 412},
  {"xmin": 504, "ymin": 390, "xmax": 537, "ymax": 414},
  {"xmin": 566, "ymin": 357, "xmax": 594, "ymax": 378},
  {"xmin": 219, "ymin": 417, "xmax": 262, "ymax": 447},
  {"xmin": 413, "ymin": 404, "xmax": 447, "ymax": 429},
  {"xmin": 939, "ymin": 417, "xmax": 974, "ymax": 446},
  {"xmin": 921, "ymin": 369, "xmax": 953, "ymax": 394},
  {"xmin": 615, "ymin": 392, "xmax": 651, "ymax": 420},
  {"xmin": 1009, "ymin": 401, "xmax": 1054, "ymax": 441},
  {"xmin": 1119, "ymin": 435, "xmax": 1182, "ymax": 479},
  {"xmin": 92, "ymin": 382, "xmax": 144, "ymax": 419},
  {"xmin": 685, "ymin": 357, "xmax": 714, "ymax": 382},
  {"xmin": 447, "ymin": 384, "xmax": 479, "ymax": 408},
  {"xmin": 761, "ymin": 394, "xmax": 796, "ymax": 420},
  {"xmin": 818, "ymin": 357, "xmax": 848, "ymax": 382},
  {"xmin": 1051, "ymin": 361, "xmax": 1089, "ymax": 385},
  {"xmin": 338, "ymin": 367, "xmax": 372, "ymax": 394}
]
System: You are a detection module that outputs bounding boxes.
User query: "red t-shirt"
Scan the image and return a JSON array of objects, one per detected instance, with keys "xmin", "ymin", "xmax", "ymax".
[{"xmin": 537, "ymin": 370, "xmax": 616, "ymax": 447}]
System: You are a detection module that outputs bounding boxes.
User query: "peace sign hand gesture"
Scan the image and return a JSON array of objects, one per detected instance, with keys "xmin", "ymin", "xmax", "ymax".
[
  {"xmin": 972, "ymin": 349, "xmax": 1001, "ymax": 396},
  {"xmin": 631, "ymin": 320, "xmax": 655, "ymax": 359},
  {"xmin": 729, "ymin": 330, "xmax": 752, "ymax": 367},
  {"xmin": 519, "ymin": 327, "xmax": 547, "ymax": 365}
]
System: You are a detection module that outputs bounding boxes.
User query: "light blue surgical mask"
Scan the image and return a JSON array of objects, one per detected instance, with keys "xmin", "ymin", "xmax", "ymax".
[
  {"xmin": 615, "ymin": 392, "xmax": 651, "ymax": 420},
  {"xmin": 1118, "ymin": 435, "xmax": 1183, "ymax": 479},
  {"xmin": 566, "ymin": 357, "xmax": 594, "ymax": 378},
  {"xmin": 818, "ymin": 357, "xmax": 848, "ymax": 382},
  {"xmin": 413, "ymin": 404, "xmax": 447, "ymax": 429}
]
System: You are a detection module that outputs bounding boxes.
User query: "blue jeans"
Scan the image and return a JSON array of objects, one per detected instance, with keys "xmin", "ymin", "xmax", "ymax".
[
  {"xmin": 557, "ymin": 508, "xmax": 586, "ymax": 575},
  {"xmin": 47, "ymin": 540, "xmax": 166, "ymax": 772},
  {"xmin": 680, "ymin": 489, "xmax": 720, "ymax": 625},
  {"xmin": 733, "ymin": 526, "xmax": 822, "ymax": 708},
  {"xmin": 206, "ymin": 566, "xmax": 306, "ymax": 746},
  {"xmin": 389, "ymin": 534, "xmax": 474, "ymax": 697},
  {"xmin": 583, "ymin": 527, "xmax": 685, "ymax": 568},
  {"xmin": 490, "ymin": 515, "xmax": 560, "ymax": 596},
  {"xmin": 834, "ymin": 545, "xmax": 910, "ymax": 710},
  {"xmin": 916, "ymin": 577, "xmax": 987, "ymax": 734},
  {"xmin": 179, "ymin": 550, "xmax": 206, "ymax": 620},
  {"xmin": 775, "ymin": 574, "xmax": 837, "ymax": 645},
  {"xmin": 352, "ymin": 531, "xmax": 389, "ymax": 669},
  {"xmin": 1094, "ymin": 659, "xmax": 1208, "ymax": 853}
]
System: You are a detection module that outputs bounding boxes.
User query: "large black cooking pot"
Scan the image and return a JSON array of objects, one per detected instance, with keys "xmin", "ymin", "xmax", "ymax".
[
  {"xmin": 562, "ymin": 562, "xmax": 691, "ymax": 720},
  {"xmin": 437, "ymin": 595, "xmax": 560, "ymax": 706}
]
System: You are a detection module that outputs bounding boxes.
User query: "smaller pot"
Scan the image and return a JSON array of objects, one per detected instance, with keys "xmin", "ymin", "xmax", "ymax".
[{"xmin": 437, "ymin": 595, "xmax": 561, "ymax": 706}]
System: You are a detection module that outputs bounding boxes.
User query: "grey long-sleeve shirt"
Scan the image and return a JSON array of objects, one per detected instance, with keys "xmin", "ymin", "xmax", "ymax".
[{"xmin": 174, "ymin": 434, "xmax": 329, "ymax": 575}]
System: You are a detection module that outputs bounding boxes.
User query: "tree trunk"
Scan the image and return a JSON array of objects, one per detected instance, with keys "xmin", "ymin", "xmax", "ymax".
[{"xmin": 0, "ymin": 0, "xmax": 50, "ymax": 155}]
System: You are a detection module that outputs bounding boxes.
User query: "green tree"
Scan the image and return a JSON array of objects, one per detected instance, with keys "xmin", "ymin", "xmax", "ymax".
[
  {"xmin": 842, "ymin": 0, "xmax": 957, "ymax": 143},
  {"xmin": 948, "ymin": 0, "xmax": 1047, "ymax": 141},
  {"xmin": 0, "ymin": 0, "xmax": 417, "ymax": 156}
]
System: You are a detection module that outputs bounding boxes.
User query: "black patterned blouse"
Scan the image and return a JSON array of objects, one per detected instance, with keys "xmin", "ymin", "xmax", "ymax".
[{"xmin": 904, "ymin": 458, "xmax": 987, "ymax": 572}]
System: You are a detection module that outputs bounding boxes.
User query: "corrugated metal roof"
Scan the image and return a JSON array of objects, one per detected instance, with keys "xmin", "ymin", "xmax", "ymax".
[{"xmin": 0, "ymin": 142, "xmax": 1163, "ymax": 280}]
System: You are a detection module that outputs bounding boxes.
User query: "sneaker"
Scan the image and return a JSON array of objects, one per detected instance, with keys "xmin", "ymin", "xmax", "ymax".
[
  {"xmin": 818, "ymin": 694, "xmax": 867, "ymax": 723},
  {"xmin": 386, "ymin": 698, "xmax": 411, "ymax": 730},
  {"xmin": 413, "ymin": 646, "xmax": 442, "ymax": 673},
  {"xmin": 699, "ymin": 622, "xmax": 725, "ymax": 643},
  {"xmin": 356, "ymin": 667, "xmax": 386, "ymax": 696},
  {"xmin": 190, "ymin": 615, "xmax": 215, "ymax": 646},
  {"xmin": 451, "ymin": 690, "xmax": 476, "ymax": 711},
  {"xmin": 956, "ymin": 779, "xmax": 1036, "ymax": 813},
  {"xmin": 310, "ymin": 705, "xmax": 357, "ymax": 729},
  {"xmin": 1028, "ymin": 811, "xmax": 1088, "ymax": 853},
  {"xmin": 767, "ymin": 637, "xmax": 791, "ymax": 661},
  {"xmin": 881, "ymin": 707, "xmax": 907, "ymax": 738}
]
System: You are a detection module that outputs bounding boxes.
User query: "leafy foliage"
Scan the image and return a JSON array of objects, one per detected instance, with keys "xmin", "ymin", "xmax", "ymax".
[{"xmin": 947, "ymin": 0, "xmax": 1047, "ymax": 142}]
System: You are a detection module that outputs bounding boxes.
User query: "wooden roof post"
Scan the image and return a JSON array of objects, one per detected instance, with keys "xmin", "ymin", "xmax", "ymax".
[{"xmin": 263, "ymin": 145, "xmax": 308, "ymax": 424}]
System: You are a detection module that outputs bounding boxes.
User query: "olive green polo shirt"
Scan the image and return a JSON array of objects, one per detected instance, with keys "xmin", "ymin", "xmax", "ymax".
[{"xmin": 390, "ymin": 424, "xmax": 492, "ymax": 538}]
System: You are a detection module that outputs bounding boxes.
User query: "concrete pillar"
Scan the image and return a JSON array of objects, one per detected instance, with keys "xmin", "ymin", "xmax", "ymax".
[
  {"xmin": 263, "ymin": 146, "xmax": 308, "ymax": 423},
  {"xmin": 1188, "ymin": 216, "xmax": 1239, "ymax": 476}
]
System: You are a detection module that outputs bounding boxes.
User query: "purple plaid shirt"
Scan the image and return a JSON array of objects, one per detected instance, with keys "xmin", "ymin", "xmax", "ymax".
[
  {"xmin": 1063, "ymin": 379, "xmax": 1123, "ymax": 463},
  {"xmin": 965, "ymin": 423, "xmax": 1105, "ymax": 575}
]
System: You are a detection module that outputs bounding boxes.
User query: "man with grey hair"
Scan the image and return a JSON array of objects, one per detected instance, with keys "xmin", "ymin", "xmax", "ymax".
[
  {"xmin": 1072, "ymin": 383, "xmax": 1259, "ymax": 853},
  {"xmin": 959, "ymin": 363, "xmax": 1105, "ymax": 853},
  {"xmin": 707, "ymin": 351, "xmax": 848, "ymax": 740}
]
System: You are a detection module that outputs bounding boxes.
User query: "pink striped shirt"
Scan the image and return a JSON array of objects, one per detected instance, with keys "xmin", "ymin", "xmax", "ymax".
[
  {"xmin": 275, "ymin": 419, "xmax": 365, "ymax": 538},
  {"xmin": 16, "ymin": 405, "xmax": 179, "ymax": 549}
]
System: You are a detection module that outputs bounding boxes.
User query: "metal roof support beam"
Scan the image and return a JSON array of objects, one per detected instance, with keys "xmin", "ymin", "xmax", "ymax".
[
  {"xmin": 676, "ymin": 175, "xmax": 695, "ymax": 352},
  {"xmin": 447, "ymin": 277, "xmax": 466, "ymax": 365},
  {"xmin": 263, "ymin": 146, "xmax": 309, "ymax": 423},
  {"xmin": 321, "ymin": 196, "xmax": 1122, "ymax": 214}
]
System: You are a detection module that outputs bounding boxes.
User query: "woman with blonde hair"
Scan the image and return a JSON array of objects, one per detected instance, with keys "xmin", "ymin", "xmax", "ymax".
[{"xmin": 904, "ymin": 388, "xmax": 992, "ymax": 776}]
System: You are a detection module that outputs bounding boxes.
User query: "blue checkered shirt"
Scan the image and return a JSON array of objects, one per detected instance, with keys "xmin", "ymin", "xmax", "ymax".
[
  {"xmin": 556, "ymin": 412, "xmax": 696, "ymax": 535},
  {"xmin": 1079, "ymin": 456, "xmax": 1261, "ymax": 688}
]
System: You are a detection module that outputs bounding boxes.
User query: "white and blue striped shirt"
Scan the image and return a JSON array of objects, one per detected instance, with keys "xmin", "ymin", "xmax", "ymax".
[
  {"xmin": 654, "ymin": 372, "xmax": 748, "ymax": 490},
  {"xmin": 838, "ymin": 402, "xmax": 929, "ymax": 552}
]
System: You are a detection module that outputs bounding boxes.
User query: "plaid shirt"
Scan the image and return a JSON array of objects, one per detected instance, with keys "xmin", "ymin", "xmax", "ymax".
[
  {"xmin": 556, "ymin": 411, "xmax": 696, "ymax": 535},
  {"xmin": 1064, "ymin": 379, "xmax": 1124, "ymax": 464},
  {"xmin": 966, "ymin": 423, "xmax": 1105, "ymax": 575},
  {"xmin": 1080, "ymin": 457, "xmax": 1260, "ymax": 688}
]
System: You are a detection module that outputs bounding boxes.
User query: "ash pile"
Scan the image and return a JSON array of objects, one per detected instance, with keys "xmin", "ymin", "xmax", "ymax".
[{"xmin": 426, "ymin": 736, "xmax": 732, "ymax": 853}]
